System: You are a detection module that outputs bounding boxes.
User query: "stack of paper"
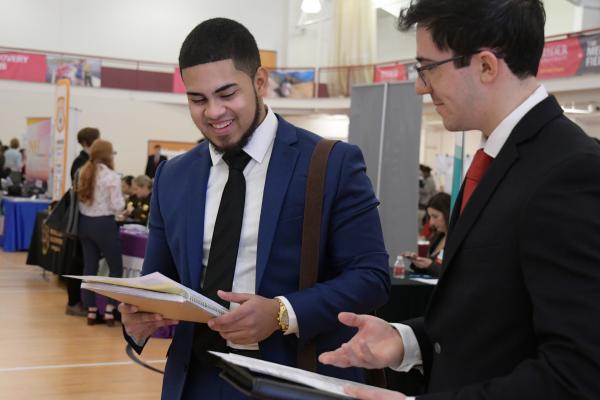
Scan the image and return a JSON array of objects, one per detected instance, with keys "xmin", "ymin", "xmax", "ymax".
[
  {"xmin": 211, "ymin": 351, "xmax": 377, "ymax": 398},
  {"xmin": 66, "ymin": 272, "xmax": 228, "ymax": 323}
]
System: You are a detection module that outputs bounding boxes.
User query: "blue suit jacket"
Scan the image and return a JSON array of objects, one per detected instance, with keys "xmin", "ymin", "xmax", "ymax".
[{"xmin": 141, "ymin": 115, "xmax": 390, "ymax": 398}]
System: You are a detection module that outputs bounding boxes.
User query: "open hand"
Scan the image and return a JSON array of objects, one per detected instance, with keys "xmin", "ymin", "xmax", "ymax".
[
  {"xmin": 207, "ymin": 291, "xmax": 279, "ymax": 345},
  {"xmin": 319, "ymin": 312, "xmax": 404, "ymax": 369}
]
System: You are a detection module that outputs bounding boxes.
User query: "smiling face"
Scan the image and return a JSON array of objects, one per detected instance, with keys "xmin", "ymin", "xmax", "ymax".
[
  {"xmin": 182, "ymin": 59, "xmax": 268, "ymax": 153},
  {"xmin": 415, "ymin": 27, "xmax": 483, "ymax": 132}
]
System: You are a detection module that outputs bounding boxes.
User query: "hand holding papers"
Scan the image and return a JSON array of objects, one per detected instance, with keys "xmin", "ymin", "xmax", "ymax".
[{"xmin": 66, "ymin": 272, "xmax": 228, "ymax": 323}]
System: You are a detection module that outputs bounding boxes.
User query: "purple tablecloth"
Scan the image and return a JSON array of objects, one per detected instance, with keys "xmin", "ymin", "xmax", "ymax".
[{"xmin": 120, "ymin": 229, "xmax": 148, "ymax": 258}]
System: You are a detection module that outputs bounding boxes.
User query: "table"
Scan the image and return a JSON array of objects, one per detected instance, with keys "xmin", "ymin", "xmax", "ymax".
[
  {"xmin": 118, "ymin": 226, "xmax": 148, "ymax": 277},
  {"xmin": 1, "ymin": 197, "xmax": 51, "ymax": 252}
]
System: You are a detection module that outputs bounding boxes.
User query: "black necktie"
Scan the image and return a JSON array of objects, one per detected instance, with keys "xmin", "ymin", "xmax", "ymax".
[
  {"xmin": 202, "ymin": 149, "xmax": 251, "ymax": 305},
  {"xmin": 192, "ymin": 149, "xmax": 251, "ymax": 361}
]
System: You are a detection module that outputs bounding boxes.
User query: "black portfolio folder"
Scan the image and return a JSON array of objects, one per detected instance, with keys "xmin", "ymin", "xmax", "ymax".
[{"xmin": 216, "ymin": 358, "xmax": 354, "ymax": 400}]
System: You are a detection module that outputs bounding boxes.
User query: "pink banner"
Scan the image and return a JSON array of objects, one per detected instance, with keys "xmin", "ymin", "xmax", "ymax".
[
  {"xmin": 0, "ymin": 52, "xmax": 46, "ymax": 82},
  {"xmin": 373, "ymin": 64, "xmax": 407, "ymax": 83},
  {"xmin": 173, "ymin": 67, "xmax": 186, "ymax": 93}
]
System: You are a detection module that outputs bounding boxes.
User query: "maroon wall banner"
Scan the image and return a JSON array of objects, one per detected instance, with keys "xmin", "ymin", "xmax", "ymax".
[
  {"xmin": 0, "ymin": 52, "xmax": 46, "ymax": 82},
  {"xmin": 537, "ymin": 37, "xmax": 583, "ymax": 79},
  {"xmin": 537, "ymin": 33, "xmax": 600, "ymax": 80},
  {"xmin": 173, "ymin": 67, "xmax": 185, "ymax": 93},
  {"xmin": 373, "ymin": 64, "xmax": 407, "ymax": 83}
]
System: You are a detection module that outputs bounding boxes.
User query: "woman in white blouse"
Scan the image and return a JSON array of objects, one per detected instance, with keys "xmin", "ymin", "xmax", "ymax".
[{"xmin": 77, "ymin": 139, "xmax": 124, "ymax": 326}]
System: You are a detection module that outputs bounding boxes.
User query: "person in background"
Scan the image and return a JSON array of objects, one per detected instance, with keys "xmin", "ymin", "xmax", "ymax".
[
  {"xmin": 122, "ymin": 175, "xmax": 152, "ymax": 225},
  {"xmin": 144, "ymin": 145, "xmax": 167, "ymax": 178},
  {"xmin": 71, "ymin": 127, "xmax": 100, "ymax": 181},
  {"xmin": 402, "ymin": 192, "xmax": 450, "ymax": 278},
  {"xmin": 4, "ymin": 138, "xmax": 22, "ymax": 174},
  {"xmin": 319, "ymin": 1, "xmax": 600, "ymax": 399},
  {"xmin": 418, "ymin": 164, "xmax": 436, "ymax": 210},
  {"xmin": 417, "ymin": 164, "xmax": 437, "ymax": 231},
  {"xmin": 62, "ymin": 127, "xmax": 101, "ymax": 317},
  {"xmin": 77, "ymin": 139, "xmax": 124, "ymax": 326},
  {"xmin": 121, "ymin": 175, "xmax": 135, "ymax": 202}
]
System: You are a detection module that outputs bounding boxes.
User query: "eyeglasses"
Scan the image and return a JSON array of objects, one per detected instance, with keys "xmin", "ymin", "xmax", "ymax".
[
  {"xmin": 415, "ymin": 54, "xmax": 472, "ymax": 87},
  {"xmin": 415, "ymin": 50, "xmax": 505, "ymax": 87}
]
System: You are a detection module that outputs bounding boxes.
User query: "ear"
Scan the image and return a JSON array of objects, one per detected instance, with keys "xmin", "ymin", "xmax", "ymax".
[
  {"xmin": 253, "ymin": 66, "xmax": 269, "ymax": 97},
  {"xmin": 477, "ymin": 51, "xmax": 499, "ymax": 84}
]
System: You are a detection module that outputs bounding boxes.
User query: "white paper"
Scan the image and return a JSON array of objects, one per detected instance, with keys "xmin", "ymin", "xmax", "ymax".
[
  {"xmin": 65, "ymin": 272, "xmax": 228, "ymax": 315},
  {"xmin": 411, "ymin": 277, "xmax": 438, "ymax": 285},
  {"xmin": 211, "ymin": 351, "xmax": 380, "ymax": 398}
]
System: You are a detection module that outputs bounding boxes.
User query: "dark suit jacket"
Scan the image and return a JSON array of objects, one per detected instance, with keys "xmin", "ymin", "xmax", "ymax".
[
  {"xmin": 145, "ymin": 154, "xmax": 167, "ymax": 178},
  {"xmin": 408, "ymin": 96, "xmax": 600, "ymax": 399},
  {"xmin": 70, "ymin": 150, "xmax": 89, "ymax": 181},
  {"xmin": 135, "ymin": 115, "xmax": 390, "ymax": 399}
]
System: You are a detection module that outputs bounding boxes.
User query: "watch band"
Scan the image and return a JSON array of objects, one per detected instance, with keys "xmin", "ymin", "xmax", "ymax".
[{"xmin": 275, "ymin": 298, "xmax": 289, "ymax": 333}]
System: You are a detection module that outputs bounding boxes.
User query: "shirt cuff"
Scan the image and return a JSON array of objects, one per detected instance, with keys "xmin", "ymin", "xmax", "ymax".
[
  {"xmin": 276, "ymin": 296, "xmax": 299, "ymax": 337},
  {"xmin": 390, "ymin": 323, "xmax": 423, "ymax": 372}
]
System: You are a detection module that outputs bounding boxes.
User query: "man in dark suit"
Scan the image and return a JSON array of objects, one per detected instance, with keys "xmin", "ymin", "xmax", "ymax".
[
  {"xmin": 70, "ymin": 127, "xmax": 100, "ymax": 181},
  {"xmin": 119, "ymin": 18, "xmax": 389, "ymax": 399},
  {"xmin": 320, "ymin": 1, "xmax": 600, "ymax": 399},
  {"xmin": 145, "ymin": 144, "xmax": 167, "ymax": 178}
]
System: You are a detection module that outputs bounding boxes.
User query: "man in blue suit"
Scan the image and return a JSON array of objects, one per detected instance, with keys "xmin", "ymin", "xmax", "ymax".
[{"xmin": 119, "ymin": 18, "xmax": 389, "ymax": 399}]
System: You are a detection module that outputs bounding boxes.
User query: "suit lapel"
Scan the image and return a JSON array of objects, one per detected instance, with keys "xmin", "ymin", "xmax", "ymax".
[
  {"xmin": 442, "ymin": 96, "xmax": 563, "ymax": 271},
  {"xmin": 255, "ymin": 116, "xmax": 300, "ymax": 291},
  {"xmin": 442, "ymin": 146, "xmax": 518, "ymax": 269},
  {"xmin": 185, "ymin": 145, "xmax": 212, "ymax": 292}
]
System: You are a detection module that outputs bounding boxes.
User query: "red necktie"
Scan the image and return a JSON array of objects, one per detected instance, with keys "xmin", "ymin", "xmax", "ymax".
[{"xmin": 460, "ymin": 149, "xmax": 494, "ymax": 214}]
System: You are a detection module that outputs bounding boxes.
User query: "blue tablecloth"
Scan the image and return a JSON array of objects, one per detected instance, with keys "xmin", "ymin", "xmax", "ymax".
[{"xmin": 1, "ymin": 197, "xmax": 51, "ymax": 252}]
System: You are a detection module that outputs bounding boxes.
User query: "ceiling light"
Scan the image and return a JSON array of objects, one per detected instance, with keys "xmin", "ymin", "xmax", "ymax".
[{"xmin": 301, "ymin": 0, "xmax": 322, "ymax": 14}]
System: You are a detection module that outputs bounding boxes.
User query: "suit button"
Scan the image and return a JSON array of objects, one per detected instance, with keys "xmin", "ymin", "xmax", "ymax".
[{"xmin": 434, "ymin": 342, "xmax": 442, "ymax": 354}]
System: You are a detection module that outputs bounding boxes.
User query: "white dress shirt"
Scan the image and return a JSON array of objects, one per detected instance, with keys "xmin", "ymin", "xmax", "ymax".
[
  {"xmin": 392, "ymin": 85, "xmax": 549, "ymax": 399},
  {"xmin": 202, "ymin": 107, "xmax": 299, "ymax": 350}
]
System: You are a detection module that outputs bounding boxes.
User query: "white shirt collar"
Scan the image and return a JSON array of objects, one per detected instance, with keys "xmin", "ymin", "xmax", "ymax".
[
  {"xmin": 482, "ymin": 85, "xmax": 548, "ymax": 158},
  {"xmin": 209, "ymin": 106, "xmax": 278, "ymax": 166}
]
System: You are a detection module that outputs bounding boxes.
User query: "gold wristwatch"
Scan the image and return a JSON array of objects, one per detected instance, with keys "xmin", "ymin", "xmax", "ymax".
[{"xmin": 275, "ymin": 298, "xmax": 289, "ymax": 333}]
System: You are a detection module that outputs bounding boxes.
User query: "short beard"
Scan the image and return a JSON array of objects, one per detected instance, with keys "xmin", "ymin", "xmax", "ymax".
[{"xmin": 210, "ymin": 90, "xmax": 262, "ymax": 154}]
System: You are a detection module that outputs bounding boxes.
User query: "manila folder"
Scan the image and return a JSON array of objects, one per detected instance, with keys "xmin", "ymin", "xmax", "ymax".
[{"xmin": 81, "ymin": 282, "xmax": 222, "ymax": 323}]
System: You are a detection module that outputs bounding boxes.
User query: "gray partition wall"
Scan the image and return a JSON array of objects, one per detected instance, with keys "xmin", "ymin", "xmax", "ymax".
[{"xmin": 348, "ymin": 82, "xmax": 422, "ymax": 262}]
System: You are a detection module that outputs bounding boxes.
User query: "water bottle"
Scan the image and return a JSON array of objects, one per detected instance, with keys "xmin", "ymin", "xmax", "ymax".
[{"xmin": 392, "ymin": 255, "xmax": 406, "ymax": 279}]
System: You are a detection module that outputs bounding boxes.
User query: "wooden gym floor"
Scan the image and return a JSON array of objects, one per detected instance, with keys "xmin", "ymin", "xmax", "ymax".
[{"xmin": 0, "ymin": 251, "xmax": 171, "ymax": 399}]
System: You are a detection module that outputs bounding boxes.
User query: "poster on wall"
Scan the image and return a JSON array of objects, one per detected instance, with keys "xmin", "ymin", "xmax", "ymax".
[
  {"xmin": 267, "ymin": 69, "xmax": 315, "ymax": 98},
  {"xmin": 0, "ymin": 52, "xmax": 46, "ymax": 83},
  {"xmin": 51, "ymin": 79, "xmax": 70, "ymax": 200},
  {"xmin": 46, "ymin": 56, "xmax": 101, "ymax": 87},
  {"xmin": 24, "ymin": 117, "xmax": 52, "ymax": 186}
]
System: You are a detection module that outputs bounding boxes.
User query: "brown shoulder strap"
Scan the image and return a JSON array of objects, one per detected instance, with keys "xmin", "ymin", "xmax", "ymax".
[
  {"xmin": 297, "ymin": 139, "xmax": 337, "ymax": 373},
  {"xmin": 299, "ymin": 139, "xmax": 337, "ymax": 291},
  {"xmin": 296, "ymin": 139, "xmax": 387, "ymax": 388}
]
